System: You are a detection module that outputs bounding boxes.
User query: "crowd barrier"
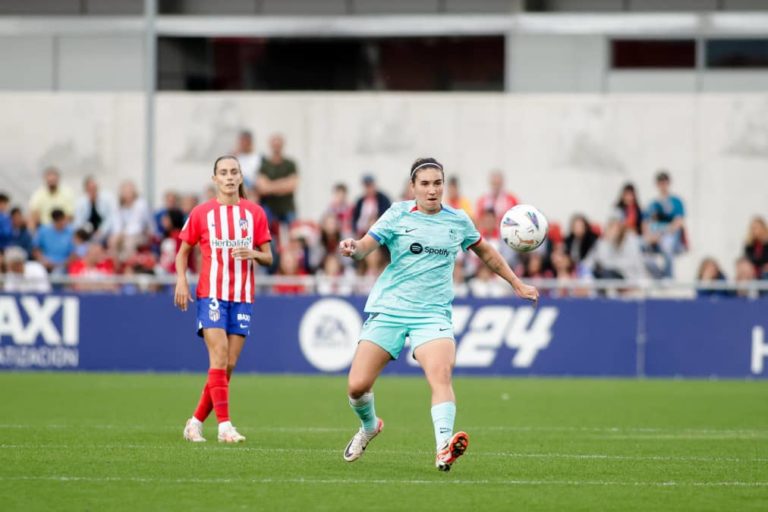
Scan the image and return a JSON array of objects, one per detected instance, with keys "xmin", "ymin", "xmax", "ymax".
[{"xmin": 0, "ymin": 293, "xmax": 765, "ymax": 378}]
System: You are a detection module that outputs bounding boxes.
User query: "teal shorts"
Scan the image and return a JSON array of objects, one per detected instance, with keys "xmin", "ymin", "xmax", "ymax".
[{"xmin": 359, "ymin": 312, "xmax": 454, "ymax": 360}]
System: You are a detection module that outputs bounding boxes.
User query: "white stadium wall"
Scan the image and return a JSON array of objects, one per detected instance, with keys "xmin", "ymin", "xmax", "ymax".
[{"xmin": 0, "ymin": 92, "xmax": 766, "ymax": 279}]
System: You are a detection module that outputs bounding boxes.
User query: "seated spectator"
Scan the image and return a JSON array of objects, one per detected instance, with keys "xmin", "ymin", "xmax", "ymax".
[
  {"xmin": 584, "ymin": 217, "xmax": 645, "ymax": 282},
  {"xmin": 9, "ymin": 207, "xmax": 33, "ymax": 255},
  {"xmin": 564, "ymin": 214, "xmax": 598, "ymax": 272},
  {"xmin": 326, "ymin": 183, "xmax": 352, "ymax": 237},
  {"xmin": 72, "ymin": 229, "xmax": 91, "ymax": 260},
  {"xmin": 615, "ymin": 183, "xmax": 643, "ymax": 235},
  {"xmin": 33, "ymin": 208, "xmax": 74, "ymax": 273},
  {"xmin": 28, "ymin": 166, "xmax": 75, "ymax": 228},
  {"xmin": 476, "ymin": 207, "xmax": 517, "ymax": 268},
  {"xmin": 445, "ymin": 176, "xmax": 473, "ymax": 218},
  {"xmin": 352, "ymin": 175, "xmax": 390, "ymax": 238},
  {"xmin": 644, "ymin": 171, "xmax": 687, "ymax": 278},
  {"xmin": 744, "ymin": 216, "xmax": 768, "ymax": 276},
  {"xmin": 550, "ymin": 246, "xmax": 586, "ymax": 298},
  {"xmin": 468, "ymin": 264, "xmax": 511, "ymax": 298},
  {"xmin": 109, "ymin": 181, "xmax": 153, "ymax": 262},
  {"xmin": 734, "ymin": 256, "xmax": 758, "ymax": 299},
  {"xmin": 273, "ymin": 249, "xmax": 306, "ymax": 295},
  {"xmin": 73, "ymin": 176, "xmax": 116, "ymax": 244},
  {"xmin": 522, "ymin": 252, "xmax": 553, "ymax": 279},
  {"xmin": 318, "ymin": 212, "xmax": 344, "ymax": 265},
  {"xmin": 2, "ymin": 246, "xmax": 51, "ymax": 293},
  {"xmin": 0, "ymin": 193, "xmax": 12, "ymax": 250},
  {"xmin": 68, "ymin": 242, "xmax": 117, "ymax": 292},
  {"xmin": 355, "ymin": 248, "xmax": 389, "ymax": 295},
  {"xmin": 157, "ymin": 208, "xmax": 187, "ymax": 275},
  {"xmin": 316, "ymin": 254, "xmax": 354, "ymax": 296},
  {"xmin": 154, "ymin": 191, "xmax": 180, "ymax": 235},
  {"xmin": 475, "ymin": 170, "xmax": 518, "ymax": 224},
  {"xmin": 696, "ymin": 257, "xmax": 730, "ymax": 298}
]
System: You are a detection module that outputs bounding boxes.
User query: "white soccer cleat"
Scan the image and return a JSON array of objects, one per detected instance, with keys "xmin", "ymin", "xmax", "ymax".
[
  {"xmin": 343, "ymin": 418, "xmax": 384, "ymax": 462},
  {"xmin": 183, "ymin": 418, "xmax": 206, "ymax": 443},
  {"xmin": 435, "ymin": 431, "xmax": 469, "ymax": 472},
  {"xmin": 217, "ymin": 424, "xmax": 246, "ymax": 443}
]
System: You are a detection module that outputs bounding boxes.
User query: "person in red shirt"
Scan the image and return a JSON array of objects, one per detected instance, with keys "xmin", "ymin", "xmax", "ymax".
[
  {"xmin": 174, "ymin": 155, "xmax": 273, "ymax": 444},
  {"xmin": 475, "ymin": 170, "xmax": 518, "ymax": 224}
]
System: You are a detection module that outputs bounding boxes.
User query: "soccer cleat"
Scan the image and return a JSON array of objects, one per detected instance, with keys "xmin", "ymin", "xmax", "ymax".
[
  {"xmin": 183, "ymin": 418, "xmax": 206, "ymax": 443},
  {"xmin": 435, "ymin": 431, "xmax": 469, "ymax": 472},
  {"xmin": 343, "ymin": 418, "xmax": 384, "ymax": 462},
  {"xmin": 217, "ymin": 424, "xmax": 246, "ymax": 443}
]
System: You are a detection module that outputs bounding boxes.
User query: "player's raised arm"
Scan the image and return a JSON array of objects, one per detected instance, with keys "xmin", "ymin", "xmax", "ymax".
[
  {"xmin": 339, "ymin": 234, "xmax": 380, "ymax": 261},
  {"xmin": 470, "ymin": 239, "xmax": 539, "ymax": 302}
]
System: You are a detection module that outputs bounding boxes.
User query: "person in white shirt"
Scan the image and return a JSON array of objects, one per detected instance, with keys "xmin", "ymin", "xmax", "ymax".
[
  {"xmin": 233, "ymin": 130, "xmax": 262, "ymax": 190},
  {"xmin": 108, "ymin": 181, "xmax": 153, "ymax": 261},
  {"xmin": 2, "ymin": 246, "xmax": 51, "ymax": 294},
  {"xmin": 73, "ymin": 176, "xmax": 117, "ymax": 244}
]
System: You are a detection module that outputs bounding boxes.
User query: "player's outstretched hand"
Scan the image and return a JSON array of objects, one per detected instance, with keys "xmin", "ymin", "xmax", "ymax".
[
  {"xmin": 174, "ymin": 282, "xmax": 192, "ymax": 311},
  {"xmin": 339, "ymin": 238, "xmax": 357, "ymax": 258},
  {"xmin": 514, "ymin": 282, "xmax": 539, "ymax": 305}
]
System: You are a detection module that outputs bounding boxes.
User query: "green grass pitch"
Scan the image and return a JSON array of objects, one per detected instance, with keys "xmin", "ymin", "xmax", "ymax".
[{"xmin": 1, "ymin": 373, "xmax": 766, "ymax": 511}]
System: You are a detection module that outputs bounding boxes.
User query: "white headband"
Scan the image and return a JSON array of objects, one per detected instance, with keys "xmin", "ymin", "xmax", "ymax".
[{"xmin": 410, "ymin": 162, "xmax": 443, "ymax": 178}]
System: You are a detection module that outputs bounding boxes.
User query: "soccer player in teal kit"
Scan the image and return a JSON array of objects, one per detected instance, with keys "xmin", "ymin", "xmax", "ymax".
[{"xmin": 339, "ymin": 158, "xmax": 539, "ymax": 471}]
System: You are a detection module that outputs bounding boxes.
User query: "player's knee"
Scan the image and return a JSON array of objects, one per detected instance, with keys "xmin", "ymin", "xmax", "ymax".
[
  {"xmin": 428, "ymin": 363, "xmax": 453, "ymax": 386},
  {"xmin": 347, "ymin": 378, "xmax": 371, "ymax": 399}
]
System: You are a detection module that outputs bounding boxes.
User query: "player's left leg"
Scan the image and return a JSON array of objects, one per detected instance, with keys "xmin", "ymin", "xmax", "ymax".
[{"xmin": 414, "ymin": 338, "xmax": 469, "ymax": 471}]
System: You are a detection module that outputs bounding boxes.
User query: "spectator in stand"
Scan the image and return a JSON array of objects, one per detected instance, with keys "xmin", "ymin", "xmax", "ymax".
[
  {"xmin": 316, "ymin": 254, "xmax": 354, "ymax": 296},
  {"xmin": 734, "ymin": 256, "xmax": 758, "ymax": 298},
  {"xmin": 399, "ymin": 178, "xmax": 415, "ymax": 201},
  {"xmin": 522, "ymin": 252, "xmax": 553, "ymax": 280},
  {"xmin": 744, "ymin": 216, "xmax": 768, "ymax": 276},
  {"xmin": 73, "ymin": 176, "xmax": 117, "ymax": 244},
  {"xmin": 28, "ymin": 166, "xmax": 75, "ymax": 228},
  {"xmin": 445, "ymin": 176, "xmax": 473, "ymax": 218},
  {"xmin": 154, "ymin": 191, "xmax": 180, "ymax": 234},
  {"xmin": 157, "ymin": 208, "xmax": 188, "ymax": 275},
  {"xmin": 68, "ymin": 242, "xmax": 117, "ymax": 292},
  {"xmin": 318, "ymin": 212, "xmax": 344, "ymax": 265},
  {"xmin": 9, "ymin": 207, "xmax": 33, "ymax": 255},
  {"xmin": 644, "ymin": 171, "xmax": 687, "ymax": 278},
  {"xmin": 477, "ymin": 207, "xmax": 517, "ymax": 270},
  {"xmin": 326, "ymin": 183, "xmax": 353, "ymax": 237},
  {"xmin": 0, "ymin": 193, "xmax": 12, "ymax": 250},
  {"xmin": 468, "ymin": 264, "xmax": 510, "ymax": 298},
  {"xmin": 475, "ymin": 170, "xmax": 518, "ymax": 224},
  {"xmin": 72, "ymin": 229, "xmax": 91, "ymax": 260},
  {"xmin": 109, "ymin": 181, "xmax": 154, "ymax": 261},
  {"xmin": 234, "ymin": 130, "xmax": 262, "ymax": 188},
  {"xmin": 584, "ymin": 217, "xmax": 645, "ymax": 282},
  {"xmin": 273, "ymin": 248, "xmax": 306, "ymax": 295},
  {"xmin": 352, "ymin": 175, "xmax": 391, "ymax": 238},
  {"xmin": 2, "ymin": 246, "xmax": 51, "ymax": 293},
  {"xmin": 257, "ymin": 133, "xmax": 299, "ymax": 225},
  {"xmin": 453, "ymin": 260, "xmax": 469, "ymax": 298},
  {"xmin": 180, "ymin": 193, "xmax": 199, "ymax": 220},
  {"xmin": 696, "ymin": 257, "xmax": 730, "ymax": 298},
  {"xmin": 564, "ymin": 214, "xmax": 598, "ymax": 272},
  {"xmin": 550, "ymin": 246, "xmax": 580, "ymax": 298},
  {"xmin": 615, "ymin": 183, "xmax": 643, "ymax": 235},
  {"xmin": 33, "ymin": 208, "xmax": 74, "ymax": 274}
]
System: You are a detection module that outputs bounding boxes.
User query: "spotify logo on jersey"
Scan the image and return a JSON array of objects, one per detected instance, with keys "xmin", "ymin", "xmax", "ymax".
[{"xmin": 410, "ymin": 243, "xmax": 424, "ymax": 254}]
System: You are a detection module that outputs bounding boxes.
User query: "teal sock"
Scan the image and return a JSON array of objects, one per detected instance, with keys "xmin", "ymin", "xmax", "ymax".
[
  {"xmin": 431, "ymin": 401, "xmax": 456, "ymax": 449},
  {"xmin": 349, "ymin": 392, "xmax": 377, "ymax": 433}
]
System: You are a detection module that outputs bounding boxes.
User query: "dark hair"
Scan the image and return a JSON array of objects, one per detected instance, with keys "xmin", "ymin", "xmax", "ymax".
[
  {"xmin": 410, "ymin": 157, "xmax": 444, "ymax": 183},
  {"xmin": 0, "ymin": 193, "xmax": 9, "ymax": 203},
  {"xmin": 333, "ymin": 183, "xmax": 348, "ymax": 193},
  {"xmin": 616, "ymin": 183, "xmax": 643, "ymax": 235},
  {"xmin": 656, "ymin": 170, "xmax": 670, "ymax": 183},
  {"xmin": 166, "ymin": 208, "xmax": 186, "ymax": 232},
  {"xmin": 51, "ymin": 208, "xmax": 66, "ymax": 221},
  {"xmin": 10, "ymin": 206, "xmax": 22, "ymax": 216},
  {"xmin": 213, "ymin": 155, "xmax": 246, "ymax": 199}
]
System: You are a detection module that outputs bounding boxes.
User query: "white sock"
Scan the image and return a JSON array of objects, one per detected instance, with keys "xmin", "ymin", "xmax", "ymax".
[{"xmin": 218, "ymin": 420, "xmax": 232, "ymax": 432}]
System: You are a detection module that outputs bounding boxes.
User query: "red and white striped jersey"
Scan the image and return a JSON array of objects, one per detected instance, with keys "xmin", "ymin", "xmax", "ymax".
[{"xmin": 179, "ymin": 199, "xmax": 271, "ymax": 303}]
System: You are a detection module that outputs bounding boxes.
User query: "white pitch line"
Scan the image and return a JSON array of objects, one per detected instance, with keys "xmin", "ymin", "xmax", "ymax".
[
  {"xmin": 1, "ymin": 444, "xmax": 765, "ymax": 464},
  {"xmin": 0, "ymin": 475, "xmax": 766, "ymax": 488}
]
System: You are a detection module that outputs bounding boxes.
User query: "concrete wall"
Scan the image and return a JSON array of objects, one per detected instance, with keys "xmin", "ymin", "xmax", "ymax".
[{"xmin": 0, "ymin": 92, "xmax": 765, "ymax": 279}]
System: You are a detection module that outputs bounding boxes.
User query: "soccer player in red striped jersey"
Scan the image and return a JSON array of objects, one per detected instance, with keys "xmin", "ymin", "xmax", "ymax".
[{"xmin": 174, "ymin": 155, "xmax": 273, "ymax": 443}]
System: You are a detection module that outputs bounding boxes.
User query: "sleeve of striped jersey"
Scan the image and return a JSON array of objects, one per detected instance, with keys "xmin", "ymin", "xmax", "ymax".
[
  {"xmin": 460, "ymin": 212, "xmax": 481, "ymax": 251},
  {"xmin": 367, "ymin": 204, "xmax": 399, "ymax": 246},
  {"xmin": 178, "ymin": 209, "xmax": 200, "ymax": 245},
  {"xmin": 252, "ymin": 207, "xmax": 272, "ymax": 247}
]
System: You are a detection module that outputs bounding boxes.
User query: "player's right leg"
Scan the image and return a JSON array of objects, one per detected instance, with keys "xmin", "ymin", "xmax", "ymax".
[{"xmin": 344, "ymin": 340, "xmax": 392, "ymax": 462}]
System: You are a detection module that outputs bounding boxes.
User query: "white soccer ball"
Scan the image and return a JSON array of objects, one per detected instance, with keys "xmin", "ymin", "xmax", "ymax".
[{"xmin": 500, "ymin": 204, "xmax": 549, "ymax": 253}]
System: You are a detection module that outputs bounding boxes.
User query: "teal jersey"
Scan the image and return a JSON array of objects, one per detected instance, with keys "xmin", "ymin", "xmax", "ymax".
[{"xmin": 365, "ymin": 201, "xmax": 481, "ymax": 318}]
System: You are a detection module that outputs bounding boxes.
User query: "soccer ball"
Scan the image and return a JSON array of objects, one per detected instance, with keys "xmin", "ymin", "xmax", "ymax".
[{"xmin": 500, "ymin": 205, "xmax": 549, "ymax": 253}]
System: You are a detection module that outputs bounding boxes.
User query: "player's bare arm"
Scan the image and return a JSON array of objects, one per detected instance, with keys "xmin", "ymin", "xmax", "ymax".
[
  {"xmin": 471, "ymin": 239, "xmax": 539, "ymax": 302},
  {"xmin": 174, "ymin": 241, "xmax": 194, "ymax": 311},
  {"xmin": 339, "ymin": 234, "xmax": 380, "ymax": 261},
  {"xmin": 231, "ymin": 242, "xmax": 273, "ymax": 266}
]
